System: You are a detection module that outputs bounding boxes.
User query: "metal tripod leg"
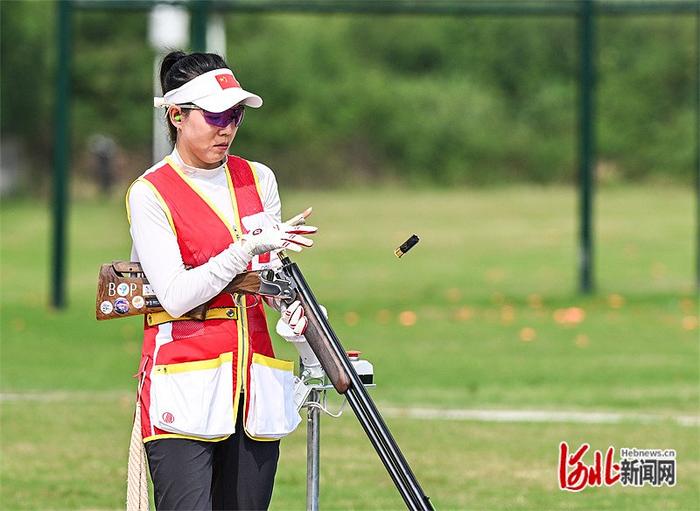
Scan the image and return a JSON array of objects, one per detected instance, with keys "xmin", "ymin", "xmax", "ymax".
[{"xmin": 306, "ymin": 388, "xmax": 321, "ymax": 511}]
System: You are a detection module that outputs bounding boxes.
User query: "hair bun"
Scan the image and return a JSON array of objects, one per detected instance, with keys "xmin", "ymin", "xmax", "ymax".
[{"xmin": 159, "ymin": 51, "xmax": 187, "ymax": 93}]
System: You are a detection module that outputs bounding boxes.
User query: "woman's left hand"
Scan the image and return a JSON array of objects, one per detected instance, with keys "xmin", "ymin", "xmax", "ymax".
[
  {"xmin": 281, "ymin": 300, "xmax": 307, "ymax": 336},
  {"xmin": 278, "ymin": 300, "xmax": 327, "ymax": 339}
]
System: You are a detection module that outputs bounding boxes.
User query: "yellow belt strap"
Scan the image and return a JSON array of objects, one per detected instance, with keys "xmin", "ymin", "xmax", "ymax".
[{"xmin": 146, "ymin": 307, "xmax": 238, "ymax": 327}]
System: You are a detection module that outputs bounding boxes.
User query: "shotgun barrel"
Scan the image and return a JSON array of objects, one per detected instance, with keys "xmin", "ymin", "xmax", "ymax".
[{"xmin": 278, "ymin": 256, "xmax": 435, "ymax": 511}]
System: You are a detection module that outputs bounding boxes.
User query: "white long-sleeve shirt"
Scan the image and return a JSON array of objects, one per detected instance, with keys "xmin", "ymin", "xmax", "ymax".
[{"xmin": 128, "ymin": 148, "xmax": 282, "ymax": 317}]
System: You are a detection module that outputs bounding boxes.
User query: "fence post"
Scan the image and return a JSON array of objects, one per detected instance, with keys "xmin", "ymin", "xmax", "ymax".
[
  {"xmin": 695, "ymin": 8, "xmax": 699, "ymax": 293},
  {"xmin": 578, "ymin": 0, "xmax": 596, "ymax": 294},
  {"xmin": 51, "ymin": 0, "xmax": 73, "ymax": 309},
  {"xmin": 190, "ymin": 0, "xmax": 209, "ymax": 52}
]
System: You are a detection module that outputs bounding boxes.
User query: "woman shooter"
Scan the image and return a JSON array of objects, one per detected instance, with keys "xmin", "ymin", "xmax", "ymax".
[{"xmin": 127, "ymin": 51, "xmax": 315, "ymax": 510}]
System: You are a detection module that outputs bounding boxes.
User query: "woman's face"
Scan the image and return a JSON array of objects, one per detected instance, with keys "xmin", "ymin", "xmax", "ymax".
[{"xmin": 171, "ymin": 108, "xmax": 237, "ymax": 169}]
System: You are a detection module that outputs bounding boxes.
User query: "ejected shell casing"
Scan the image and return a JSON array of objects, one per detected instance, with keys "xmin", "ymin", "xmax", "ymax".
[{"xmin": 394, "ymin": 234, "xmax": 420, "ymax": 258}]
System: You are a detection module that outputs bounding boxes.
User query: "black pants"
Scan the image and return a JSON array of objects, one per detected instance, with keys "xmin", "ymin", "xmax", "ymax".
[{"xmin": 145, "ymin": 399, "xmax": 280, "ymax": 511}]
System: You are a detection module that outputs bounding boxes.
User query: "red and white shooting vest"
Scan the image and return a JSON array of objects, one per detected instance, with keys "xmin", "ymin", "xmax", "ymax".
[{"xmin": 130, "ymin": 155, "xmax": 290, "ymax": 443}]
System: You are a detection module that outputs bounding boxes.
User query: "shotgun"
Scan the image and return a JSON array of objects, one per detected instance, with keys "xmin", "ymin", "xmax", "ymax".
[{"xmin": 270, "ymin": 255, "xmax": 435, "ymax": 510}]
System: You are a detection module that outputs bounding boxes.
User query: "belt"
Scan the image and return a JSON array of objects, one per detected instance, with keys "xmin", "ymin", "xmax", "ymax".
[{"xmin": 146, "ymin": 307, "xmax": 239, "ymax": 327}]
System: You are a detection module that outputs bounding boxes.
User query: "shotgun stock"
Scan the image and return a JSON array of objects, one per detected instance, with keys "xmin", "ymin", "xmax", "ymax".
[{"xmin": 95, "ymin": 261, "xmax": 262, "ymax": 321}]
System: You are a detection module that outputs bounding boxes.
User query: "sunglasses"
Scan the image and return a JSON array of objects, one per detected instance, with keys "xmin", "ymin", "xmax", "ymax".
[{"xmin": 177, "ymin": 104, "xmax": 245, "ymax": 128}]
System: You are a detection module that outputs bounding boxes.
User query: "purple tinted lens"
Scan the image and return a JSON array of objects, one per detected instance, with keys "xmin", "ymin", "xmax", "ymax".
[{"xmin": 203, "ymin": 106, "xmax": 245, "ymax": 128}]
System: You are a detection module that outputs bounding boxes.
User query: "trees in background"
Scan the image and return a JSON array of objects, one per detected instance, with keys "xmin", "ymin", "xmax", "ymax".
[{"xmin": 1, "ymin": 5, "xmax": 696, "ymax": 187}]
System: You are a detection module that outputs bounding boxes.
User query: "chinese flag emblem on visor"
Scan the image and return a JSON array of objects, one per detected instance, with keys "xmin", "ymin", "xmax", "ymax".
[{"xmin": 216, "ymin": 73, "xmax": 239, "ymax": 90}]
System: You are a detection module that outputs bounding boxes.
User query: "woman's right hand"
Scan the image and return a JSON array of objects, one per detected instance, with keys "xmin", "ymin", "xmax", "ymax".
[{"xmin": 240, "ymin": 222, "xmax": 317, "ymax": 256}]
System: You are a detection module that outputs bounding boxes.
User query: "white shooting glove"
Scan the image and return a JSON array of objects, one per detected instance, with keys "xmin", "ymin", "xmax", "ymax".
[
  {"xmin": 240, "ymin": 208, "xmax": 317, "ymax": 258},
  {"xmin": 276, "ymin": 300, "xmax": 328, "ymax": 379},
  {"xmin": 253, "ymin": 208, "xmax": 316, "ymax": 311},
  {"xmin": 281, "ymin": 300, "xmax": 308, "ymax": 336},
  {"xmin": 239, "ymin": 222, "xmax": 317, "ymax": 257}
]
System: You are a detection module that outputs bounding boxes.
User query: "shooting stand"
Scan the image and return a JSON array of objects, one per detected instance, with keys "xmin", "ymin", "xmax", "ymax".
[{"xmin": 301, "ymin": 366, "xmax": 375, "ymax": 511}]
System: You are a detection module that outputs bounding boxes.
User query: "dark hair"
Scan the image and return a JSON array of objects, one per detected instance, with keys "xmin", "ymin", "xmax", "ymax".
[{"xmin": 159, "ymin": 51, "xmax": 229, "ymax": 143}]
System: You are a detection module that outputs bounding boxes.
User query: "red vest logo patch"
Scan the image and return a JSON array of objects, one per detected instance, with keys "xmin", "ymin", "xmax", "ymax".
[
  {"xmin": 216, "ymin": 73, "xmax": 239, "ymax": 90},
  {"xmin": 162, "ymin": 411, "xmax": 175, "ymax": 424}
]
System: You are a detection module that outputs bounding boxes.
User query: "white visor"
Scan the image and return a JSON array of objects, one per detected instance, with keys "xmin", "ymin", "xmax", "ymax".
[{"xmin": 154, "ymin": 68, "xmax": 262, "ymax": 112}]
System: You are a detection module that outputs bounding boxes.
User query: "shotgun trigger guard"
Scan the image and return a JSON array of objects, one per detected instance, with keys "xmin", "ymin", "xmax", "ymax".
[{"xmin": 257, "ymin": 269, "xmax": 295, "ymax": 302}]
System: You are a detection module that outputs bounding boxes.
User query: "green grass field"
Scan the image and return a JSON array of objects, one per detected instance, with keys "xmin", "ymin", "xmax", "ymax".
[{"xmin": 1, "ymin": 185, "xmax": 698, "ymax": 510}]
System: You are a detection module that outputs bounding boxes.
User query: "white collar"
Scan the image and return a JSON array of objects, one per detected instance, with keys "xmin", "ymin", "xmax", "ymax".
[{"xmin": 171, "ymin": 147, "xmax": 226, "ymax": 176}]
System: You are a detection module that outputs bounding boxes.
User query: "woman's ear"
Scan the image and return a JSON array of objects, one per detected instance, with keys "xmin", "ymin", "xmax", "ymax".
[{"xmin": 169, "ymin": 108, "xmax": 182, "ymax": 126}]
